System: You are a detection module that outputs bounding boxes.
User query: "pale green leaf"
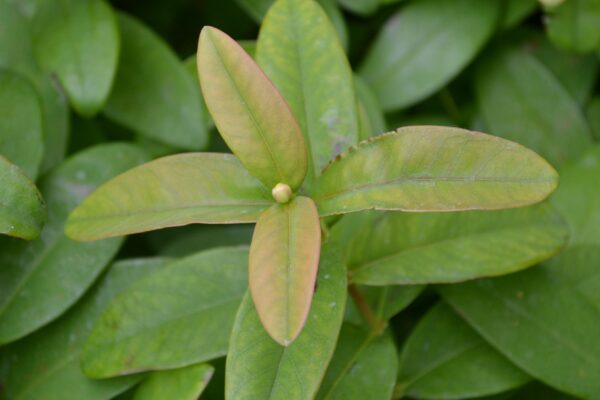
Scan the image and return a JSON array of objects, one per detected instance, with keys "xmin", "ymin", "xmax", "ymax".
[
  {"xmin": 0, "ymin": 69, "xmax": 43, "ymax": 179},
  {"xmin": 249, "ymin": 196, "xmax": 321, "ymax": 345},
  {"xmin": 0, "ymin": 155, "xmax": 45, "ymax": 240},
  {"xmin": 257, "ymin": 0, "xmax": 358, "ymax": 187},
  {"xmin": 133, "ymin": 363, "xmax": 214, "ymax": 400},
  {"xmin": 0, "ymin": 143, "xmax": 148, "ymax": 345},
  {"xmin": 226, "ymin": 243, "xmax": 347, "ymax": 400},
  {"xmin": 82, "ymin": 247, "xmax": 249, "ymax": 378},
  {"xmin": 340, "ymin": 204, "xmax": 567, "ymax": 285},
  {"xmin": 359, "ymin": 0, "xmax": 501, "ymax": 111},
  {"xmin": 105, "ymin": 13, "xmax": 208, "ymax": 149},
  {"xmin": 0, "ymin": 258, "xmax": 168, "ymax": 400},
  {"xmin": 311, "ymin": 126, "xmax": 558, "ymax": 216},
  {"xmin": 33, "ymin": 0, "xmax": 119, "ymax": 116},
  {"xmin": 396, "ymin": 303, "xmax": 530, "ymax": 399},
  {"xmin": 317, "ymin": 324, "xmax": 397, "ymax": 400},
  {"xmin": 198, "ymin": 26, "xmax": 307, "ymax": 190},
  {"xmin": 476, "ymin": 45, "xmax": 592, "ymax": 167},
  {"xmin": 544, "ymin": 0, "xmax": 600, "ymax": 53},
  {"xmin": 66, "ymin": 153, "xmax": 273, "ymax": 241}
]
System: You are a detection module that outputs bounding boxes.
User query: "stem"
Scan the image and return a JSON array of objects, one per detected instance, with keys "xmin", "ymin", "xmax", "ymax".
[{"xmin": 348, "ymin": 284, "xmax": 386, "ymax": 335}]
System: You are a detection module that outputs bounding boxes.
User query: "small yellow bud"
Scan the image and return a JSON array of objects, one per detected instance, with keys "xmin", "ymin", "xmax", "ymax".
[{"xmin": 272, "ymin": 183, "xmax": 293, "ymax": 204}]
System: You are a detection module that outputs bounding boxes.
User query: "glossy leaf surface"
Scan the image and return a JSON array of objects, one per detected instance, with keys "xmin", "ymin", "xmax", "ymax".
[
  {"xmin": 66, "ymin": 153, "xmax": 273, "ymax": 241},
  {"xmin": 249, "ymin": 196, "xmax": 321, "ymax": 345},
  {"xmin": 0, "ymin": 69, "xmax": 43, "ymax": 179},
  {"xmin": 312, "ymin": 126, "xmax": 558, "ymax": 216},
  {"xmin": 226, "ymin": 243, "xmax": 346, "ymax": 400},
  {"xmin": 476, "ymin": 45, "xmax": 592, "ymax": 167},
  {"xmin": 316, "ymin": 324, "xmax": 397, "ymax": 400},
  {"xmin": 342, "ymin": 204, "xmax": 567, "ymax": 285},
  {"xmin": 359, "ymin": 0, "xmax": 500, "ymax": 111},
  {"xmin": 396, "ymin": 303, "xmax": 530, "ymax": 399},
  {"xmin": 104, "ymin": 13, "xmax": 207, "ymax": 149},
  {"xmin": 0, "ymin": 156, "xmax": 45, "ymax": 240},
  {"xmin": 0, "ymin": 144, "xmax": 148, "ymax": 345},
  {"xmin": 257, "ymin": 0, "xmax": 358, "ymax": 185},
  {"xmin": 82, "ymin": 247, "xmax": 249, "ymax": 378},
  {"xmin": 133, "ymin": 363, "xmax": 214, "ymax": 400},
  {"xmin": 33, "ymin": 0, "xmax": 119, "ymax": 116},
  {"xmin": 0, "ymin": 258, "xmax": 167, "ymax": 400},
  {"xmin": 197, "ymin": 26, "xmax": 307, "ymax": 190}
]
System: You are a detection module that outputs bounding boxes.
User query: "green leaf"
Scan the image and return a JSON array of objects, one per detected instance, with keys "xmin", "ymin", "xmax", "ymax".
[
  {"xmin": 226, "ymin": 243, "xmax": 347, "ymax": 400},
  {"xmin": 66, "ymin": 153, "xmax": 273, "ymax": 241},
  {"xmin": 396, "ymin": 302, "xmax": 530, "ymax": 399},
  {"xmin": 311, "ymin": 126, "xmax": 558, "ymax": 216},
  {"xmin": 33, "ymin": 0, "xmax": 119, "ymax": 116},
  {"xmin": 341, "ymin": 204, "xmax": 567, "ymax": 285},
  {"xmin": 550, "ymin": 145, "xmax": 600, "ymax": 247},
  {"xmin": 544, "ymin": 0, "xmax": 600, "ymax": 53},
  {"xmin": 249, "ymin": 196, "xmax": 321, "ymax": 345},
  {"xmin": 0, "ymin": 143, "xmax": 148, "ymax": 345},
  {"xmin": 236, "ymin": 0, "xmax": 274, "ymax": 21},
  {"xmin": 0, "ymin": 69, "xmax": 43, "ymax": 179},
  {"xmin": 256, "ymin": 0, "xmax": 357, "ymax": 187},
  {"xmin": 502, "ymin": 0, "xmax": 538, "ymax": 29},
  {"xmin": 82, "ymin": 247, "xmax": 249, "ymax": 378},
  {"xmin": 104, "ymin": 13, "xmax": 208, "ymax": 150},
  {"xmin": 440, "ymin": 262, "xmax": 600, "ymax": 399},
  {"xmin": 355, "ymin": 75, "xmax": 386, "ymax": 140},
  {"xmin": 337, "ymin": 0, "xmax": 379, "ymax": 16},
  {"xmin": 0, "ymin": 155, "xmax": 45, "ymax": 240},
  {"xmin": 316, "ymin": 324, "xmax": 398, "ymax": 400},
  {"xmin": 198, "ymin": 26, "xmax": 307, "ymax": 190},
  {"xmin": 476, "ymin": 45, "xmax": 592, "ymax": 167},
  {"xmin": 344, "ymin": 285, "xmax": 424, "ymax": 326},
  {"xmin": 529, "ymin": 36, "xmax": 598, "ymax": 105},
  {"xmin": 586, "ymin": 97, "xmax": 600, "ymax": 141},
  {"xmin": 359, "ymin": 0, "xmax": 501, "ymax": 111},
  {"xmin": 133, "ymin": 363, "xmax": 214, "ymax": 400},
  {"xmin": 0, "ymin": 258, "xmax": 168, "ymax": 400}
]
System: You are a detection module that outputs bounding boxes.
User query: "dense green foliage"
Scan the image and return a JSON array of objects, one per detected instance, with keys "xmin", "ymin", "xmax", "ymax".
[{"xmin": 1, "ymin": 0, "xmax": 599, "ymax": 399}]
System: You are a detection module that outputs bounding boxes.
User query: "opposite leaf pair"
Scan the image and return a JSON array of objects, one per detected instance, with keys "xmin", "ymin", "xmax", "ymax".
[{"xmin": 66, "ymin": 25, "xmax": 558, "ymax": 346}]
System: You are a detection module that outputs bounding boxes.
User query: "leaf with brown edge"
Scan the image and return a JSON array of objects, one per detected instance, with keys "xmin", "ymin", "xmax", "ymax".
[
  {"xmin": 197, "ymin": 26, "xmax": 307, "ymax": 190},
  {"xmin": 311, "ymin": 126, "xmax": 559, "ymax": 216},
  {"xmin": 66, "ymin": 153, "xmax": 273, "ymax": 241},
  {"xmin": 249, "ymin": 196, "xmax": 321, "ymax": 345}
]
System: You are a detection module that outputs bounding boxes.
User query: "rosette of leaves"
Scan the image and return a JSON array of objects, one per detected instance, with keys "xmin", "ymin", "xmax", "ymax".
[{"xmin": 66, "ymin": 4, "xmax": 558, "ymax": 347}]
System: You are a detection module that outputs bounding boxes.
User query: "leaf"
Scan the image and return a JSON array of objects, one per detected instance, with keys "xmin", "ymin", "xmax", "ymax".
[
  {"xmin": 359, "ymin": 0, "xmax": 501, "ymax": 111},
  {"xmin": 355, "ymin": 75, "xmax": 386, "ymax": 140},
  {"xmin": 337, "ymin": 0, "xmax": 379, "ymax": 16},
  {"xmin": 0, "ymin": 69, "xmax": 44, "ymax": 179},
  {"xmin": 550, "ymin": 146, "xmax": 600, "ymax": 248},
  {"xmin": 344, "ymin": 285, "xmax": 424, "ymax": 326},
  {"xmin": 0, "ymin": 155, "xmax": 45, "ymax": 240},
  {"xmin": 396, "ymin": 302, "xmax": 530, "ymax": 399},
  {"xmin": 0, "ymin": 143, "xmax": 149, "ymax": 345},
  {"xmin": 340, "ymin": 204, "xmax": 568, "ymax": 285},
  {"xmin": 33, "ymin": 0, "xmax": 119, "ymax": 116},
  {"xmin": 226, "ymin": 243, "xmax": 347, "ymax": 400},
  {"xmin": 256, "ymin": 0, "xmax": 358, "ymax": 187},
  {"xmin": 440, "ymin": 262, "xmax": 600, "ymax": 399},
  {"xmin": 316, "ymin": 324, "xmax": 398, "ymax": 400},
  {"xmin": 197, "ymin": 26, "xmax": 307, "ymax": 190},
  {"xmin": 586, "ymin": 97, "xmax": 600, "ymax": 141},
  {"xmin": 0, "ymin": 258, "xmax": 168, "ymax": 400},
  {"xmin": 133, "ymin": 363, "xmax": 214, "ymax": 400},
  {"xmin": 502, "ymin": 0, "xmax": 538, "ymax": 29},
  {"xmin": 236, "ymin": 0, "xmax": 274, "ymax": 21},
  {"xmin": 249, "ymin": 196, "xmax": 321, "ymax": 345},
  {"xmin": 476, "ymin": 45, "xmax": 592, "ymax": 167},
  {"xmin": 311, "ymin": 126, "xmax": 558, "ymax": 217},
  {"xmin": 104, "ymin": 13, "xmax": 208, "ymax": 150},
  {"xmin": 544, "ymin": 0, "xmax": 600, "ymax": 53},
  {"xmin": 81, "ymin": 247, "xmax": 249, "ymax": 378},
  {"xmin": 66, "ymin": 153, "xmax": 273, "ymax": 241}
]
